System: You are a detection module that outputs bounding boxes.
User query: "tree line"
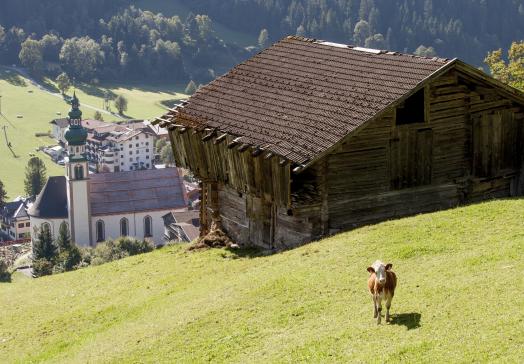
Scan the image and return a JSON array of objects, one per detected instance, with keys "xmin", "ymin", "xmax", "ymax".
[
  {"xmin": 183, "ymin": 0, "xmax": 524, "ymax": 65},
  {"xmin": 0, "ymin": 3, "xmax": 249, "ymax": 83}
]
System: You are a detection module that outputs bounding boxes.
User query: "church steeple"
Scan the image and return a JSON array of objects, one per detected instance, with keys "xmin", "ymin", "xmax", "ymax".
[
  {"xmin": 64, "ymin": 92, "xmax": 92, "ymax": 246},
  {"xmin": 64, "ymin": 92, "xmax": 87, "ymax": 147}
]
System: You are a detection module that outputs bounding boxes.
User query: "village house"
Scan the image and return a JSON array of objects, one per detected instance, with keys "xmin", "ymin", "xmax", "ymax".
[
  {"xmin": 51, "ymin": 118, "xmax": 157, "ymax": 172},
  {"xmin": 31, "ymin": 95, "xmax": 189, "ymax": 247},
  {"xmin": 1, "ymin": 198, "xmax": 31, "ymax": 241},
  {"xmin": 162, "ymin": 210, "xmax": 200, "ymax": 242},
  {"xmin": 155, "ymin": 36, "xmax": 524, "ymax": 250}
]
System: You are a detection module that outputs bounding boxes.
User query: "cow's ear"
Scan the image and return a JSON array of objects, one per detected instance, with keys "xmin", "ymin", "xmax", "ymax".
[
  {"xmin": 367, "ymin": 267, "xmax": 375, "ymax": 273},
  {"xmin": 385, "ymin": 263, "xmax": 393, "ymax": 271}
]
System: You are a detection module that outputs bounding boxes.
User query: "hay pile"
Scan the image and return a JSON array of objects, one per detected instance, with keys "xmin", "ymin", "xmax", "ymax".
[{"xmin": 188, "ymin": 221, "xmax": 239, "ymax": 250}]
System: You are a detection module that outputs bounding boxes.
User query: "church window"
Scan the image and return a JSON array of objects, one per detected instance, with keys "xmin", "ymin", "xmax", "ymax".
[
  {"xmin": 76, "ymin": 146, "xmax": 79, "ymax": 153},
  {"xmin": 120, "ymin": 218, "xmax": 129, "ymax": 236},
  {"xmin": 41, "ymin": 222, "xmax": 51, "ymax": 233},
  {"xmin": 144, "ymin": 216, "xmax": 152, "ymax": 237},
  {"xmin": 96, "ymin": 220, "xmax": 105, "ymax": 242},
  {"xmin": 74, "ymin": 165, "xmax": 84, "ymax": 179}
]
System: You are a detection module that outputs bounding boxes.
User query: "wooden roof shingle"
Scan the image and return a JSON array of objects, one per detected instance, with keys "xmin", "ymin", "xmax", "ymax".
[{"xmin": 160, "ymin": 36, "xmax": 453, "ymax": 165}]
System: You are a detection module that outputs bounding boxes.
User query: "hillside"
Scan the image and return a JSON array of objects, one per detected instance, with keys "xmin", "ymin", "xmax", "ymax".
[
  {"xmin": 0, "ymin": 66, "xmax": 187, "ymax": 198},
  {"xmin": 1, "ymin": 199, "xmax": 523, "ymax": 363}
]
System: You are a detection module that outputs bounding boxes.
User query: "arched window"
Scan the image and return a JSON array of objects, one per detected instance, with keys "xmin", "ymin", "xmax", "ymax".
[
  {"xmin": 120, "ymin": 217, "xmax": 128, "ymax": 236},
  {"xmin": 74, "ymin": 165, "xmax": 84, "ymax": 179},
  {"xmin": 96, "ymin": 220, "xmax": 105, "ymax": 242},
  {"xmin": 41, "ymin": 222, "xmax": 51, "ymax": 234},
  {"xmin": 144, "ymin": 216, "xmax": 152, "ymax": 237}
]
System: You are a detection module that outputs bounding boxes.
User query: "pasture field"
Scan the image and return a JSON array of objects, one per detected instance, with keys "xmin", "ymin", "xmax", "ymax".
[
  {"xmin": 0, "ymin": 67, "xmax": 187, "ymax": 199},
  {"xmin": 1, "ymin": 199, "xmax": 523, "ymax": 363}
]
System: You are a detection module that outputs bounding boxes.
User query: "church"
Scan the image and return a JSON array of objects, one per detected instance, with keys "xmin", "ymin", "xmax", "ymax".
[{"xmin": 28, "ymin": 95, "xmax": 188, "ymax": 247}]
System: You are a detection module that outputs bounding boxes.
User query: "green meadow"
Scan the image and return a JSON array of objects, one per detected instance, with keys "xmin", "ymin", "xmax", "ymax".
[
  {"xmin": 0, "ymin": 67, "xmax": 187, "ymax": 199},
  {"xmin": 1, "ymin": 199, "xmax": 522, "ymax": 363}
]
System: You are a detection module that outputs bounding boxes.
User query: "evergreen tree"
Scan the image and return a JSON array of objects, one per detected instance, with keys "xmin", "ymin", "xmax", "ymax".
[
  {"xmin": 55, "ymin": 222, "xmax": 81, "ymax": 271},
  {"xmin": 114, "ymin": 95, "xmax": 128, "ymax": 115},
  {"xmin": 258, "ymin": 28, "xmax": 269, "ymax": 49},
  {"xmin": 24, "ymin": 156, "xmax": 46, "ymax": 197},
  {"xmin": 0, "ymin": 179, "xmax": 7, "ymax": 210},
  {"xmin": 185, "ymin": 80, "xmax": 197, "ymax": 95},
  {"xmin": 55, "ymin": 72, "xmax": 71, "ymax": 95},
  {"xmin": 32, "ymin": 225, "xmax": 58, "ymax": 277}
]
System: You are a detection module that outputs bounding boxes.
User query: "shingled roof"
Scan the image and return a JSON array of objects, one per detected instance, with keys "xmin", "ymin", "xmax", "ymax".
[
  {"xmin": 157, "ymin": 36, "xmax": 454, "ymax": 165},
  {"xmin": 28, "ymin": 176, "xmax": 68, "ymax": 219},
  {"xmin": 89, "ymin": 168, "xmax": 188, "ymax": 216}
]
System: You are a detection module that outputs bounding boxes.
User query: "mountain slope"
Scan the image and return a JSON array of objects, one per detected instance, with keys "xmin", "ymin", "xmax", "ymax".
[{"xmin": 1, "ymin": 199, "xmax": 523, "ymax": 363}]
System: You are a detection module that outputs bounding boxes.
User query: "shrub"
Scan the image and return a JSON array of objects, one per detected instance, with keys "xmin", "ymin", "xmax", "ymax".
[
  {"xmin": 115, "ymin": 236, "xmax": 155, "ymax": 256},
  {"xmin": 0, "ymin": 258, "xmax": 10, "ymax": 282},
  {"xmin": 86, "ymin": 237, "xmax": 155, "ymax": 266},
  {"xmin": 32, "ymin": 259, "xmax": 54, "ymax": 277}
]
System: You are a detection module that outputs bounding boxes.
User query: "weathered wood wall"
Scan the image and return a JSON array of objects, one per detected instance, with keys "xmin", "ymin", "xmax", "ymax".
[{"xmin": 313, "ymin": 68, "xmax": 524, "ymax": 232}]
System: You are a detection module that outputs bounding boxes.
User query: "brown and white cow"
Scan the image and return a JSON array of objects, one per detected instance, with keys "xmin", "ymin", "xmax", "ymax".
[{"xmin": 367, "ymin": 260, "xmax": 397, "ymax": 324}]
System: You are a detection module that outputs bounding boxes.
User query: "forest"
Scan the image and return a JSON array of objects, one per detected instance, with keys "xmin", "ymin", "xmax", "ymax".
[{"xmin": 1, "ymin": 0, "xmax": 524, "ymax": 82}]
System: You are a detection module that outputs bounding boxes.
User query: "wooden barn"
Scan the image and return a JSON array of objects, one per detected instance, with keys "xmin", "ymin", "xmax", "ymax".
[{"xmin": 154, "ymin": 36, "xmax": 524, "ymax": 249}]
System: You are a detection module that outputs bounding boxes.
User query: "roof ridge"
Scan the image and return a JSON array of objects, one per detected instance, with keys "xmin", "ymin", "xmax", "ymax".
[{"xmin": 287, "ymin": 35, "xmax": 450, "ymax": 63}]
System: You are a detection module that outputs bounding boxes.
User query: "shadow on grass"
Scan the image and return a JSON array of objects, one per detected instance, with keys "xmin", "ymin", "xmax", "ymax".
[
  {"xmin": 33, "ymin": 75, "xmax": 60, "ymax": 93},
  {"xmin": 389, "ymin": 312, "xmax": 421, "ymax": 330},
  {"xmin": 77, "ymin": 82, "xmax": 117, "ymax": 99},
  {"xmin": 0, "ymin": 68, "xmax": 27, "ymax": 87},
  {"xmin": 223, "ymin": 246, "xmax": 266, "ymax": 259}
]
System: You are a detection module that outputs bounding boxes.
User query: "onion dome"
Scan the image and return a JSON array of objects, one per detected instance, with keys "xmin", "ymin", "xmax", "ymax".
[{"xmin": 64, "ymin": 92, "xmax": 87, "ymax": 146}]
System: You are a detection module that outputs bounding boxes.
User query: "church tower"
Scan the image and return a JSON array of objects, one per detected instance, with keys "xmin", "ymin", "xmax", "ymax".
[{"xmin": 64, "ymin": 93, "xmax": 92, "ymax": 246}]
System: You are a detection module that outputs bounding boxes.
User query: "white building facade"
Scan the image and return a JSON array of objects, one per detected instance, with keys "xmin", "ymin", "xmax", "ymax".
[{"xmin": 30, "ymin": 96, "xmax": 188, "ymax": 247}]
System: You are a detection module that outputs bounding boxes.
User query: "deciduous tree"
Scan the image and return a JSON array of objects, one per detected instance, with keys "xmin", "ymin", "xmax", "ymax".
[
  {"xmin": 114, "ymin": 95, "xmax": 128, "ymax": 115},
  {"xmin": 19, "ymin": 38, "xmax": 43, "ymax": 72},
  {"xmin": 258, "ymin": 28, "xmax": 269, "ymax": 49},
  {"xmin": 485, "ymin": 41, "xmax": 524, "ymax": 90},
  {"xmin": 55, "ymin": 72, "xmax": 71, "ymax": 95},
  {"xmin": 185, "ymin": 80, "xmax": 197, "ymax": 95}
]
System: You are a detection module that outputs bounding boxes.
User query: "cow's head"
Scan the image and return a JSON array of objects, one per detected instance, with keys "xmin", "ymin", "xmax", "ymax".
[{"xmin": 367, "ymin": 261, "xmax": 393, "ymax": 285}]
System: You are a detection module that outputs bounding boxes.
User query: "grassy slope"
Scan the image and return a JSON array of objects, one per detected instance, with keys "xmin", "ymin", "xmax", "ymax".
[
  {"xmin": 1, "ymin": 200, "xmax": 523, "ymax": 363},
  {"xmin": 0, "ymin": 67, "xmax": 187, "ymax": 198}
]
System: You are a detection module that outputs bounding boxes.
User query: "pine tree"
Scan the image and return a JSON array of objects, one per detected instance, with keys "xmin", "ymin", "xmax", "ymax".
[
  {"xmin": 0, "ymin": 179, "xmax": 7, "ymax": 210},
  {"xmin": 24, "ymin": 157, "xmax": 47, "ymax": 197},
  {"xmin": 33, "ymin": 225, "xmax": 56, "ymax": 261},
  {"xmin": 55, "ymin": 222, "xmax": 81, "ymax": 271}
]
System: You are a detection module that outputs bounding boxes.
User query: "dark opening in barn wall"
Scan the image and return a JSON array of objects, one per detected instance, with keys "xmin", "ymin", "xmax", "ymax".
[{"xmin": 396, "ymin": 88, "xmax": 426, "ymax": 125}]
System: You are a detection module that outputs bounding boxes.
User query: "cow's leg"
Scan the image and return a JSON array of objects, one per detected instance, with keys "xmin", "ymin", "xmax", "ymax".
[
  {"xmin": 385, "ymin": 294, "xmax": 393, "ymax": 322},
  {"xmin": 376, "ymin": 294, "xmax": 383, "ymax": 324},
  {"xmin": 372, "ymin": 295, "xmax": 378, "ymax": 318}
]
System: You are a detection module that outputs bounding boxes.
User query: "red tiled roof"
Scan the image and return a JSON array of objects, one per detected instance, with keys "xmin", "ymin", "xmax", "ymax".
[{"xmin": 159, "ymin": 36, "xmax": 453, "ymax": 165}]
